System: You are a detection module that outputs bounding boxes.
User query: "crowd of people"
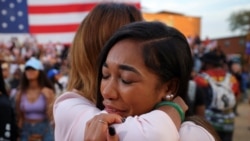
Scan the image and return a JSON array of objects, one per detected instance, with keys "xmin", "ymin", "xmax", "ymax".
[
  {"xmin": 0, "ymin": 36, "xmax": 69, "ymax": 140},
  {"xmin": 0, "ymin": 36, "xmax": 69, "ymax": 96},
  {"xmin": 0, "ymin": 2, "xmax": 249, "ymax": 141},
  {"xmin": 187, "ymin": 27, "xmax": 250, "ymax": 141}
]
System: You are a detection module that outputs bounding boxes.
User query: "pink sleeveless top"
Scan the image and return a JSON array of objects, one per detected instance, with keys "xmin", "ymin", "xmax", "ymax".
[{"xmin": 20, "ymin": 93, "xmax": 46, "ymax": 120}]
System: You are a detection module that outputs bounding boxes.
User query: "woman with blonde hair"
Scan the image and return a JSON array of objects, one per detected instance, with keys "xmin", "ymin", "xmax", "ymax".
[{"xmin": 67, "ymin": 2, "xmax": 143, "ymax": 103}]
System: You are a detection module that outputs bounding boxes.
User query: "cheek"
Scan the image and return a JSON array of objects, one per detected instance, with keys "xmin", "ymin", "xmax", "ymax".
[
  {"xmin": 25, "ymin": 71, "xmax": 31, "ymax": 77},
  {"xmin": 25, "ymin": 71, "xmax": 39, "ymax": 79},
  {"xmin": 34, "ymin": 72, "xmax": 39, "ymax": 78},
  {"xmin": 124, "ymin": 88, "xmax": 160, "ymax": 115}
]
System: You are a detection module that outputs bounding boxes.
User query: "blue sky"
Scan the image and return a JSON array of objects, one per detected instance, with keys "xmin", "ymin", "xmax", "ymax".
[{"xmin": 141, "ymin": 0, "xmax": 250, "ymax": 40}]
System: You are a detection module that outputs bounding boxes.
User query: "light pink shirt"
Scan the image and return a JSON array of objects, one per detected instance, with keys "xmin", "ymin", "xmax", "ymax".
[
  {"xmin": 53, "ymin": 91, "xmax": 179, "ymax": 141},
  {"xmin": 180, "ymin": 121, "xmax": 215, "ymax": 141},
  {"xmin": 53, "ymin": 91, "xmax": 215, "ymax": 141}
]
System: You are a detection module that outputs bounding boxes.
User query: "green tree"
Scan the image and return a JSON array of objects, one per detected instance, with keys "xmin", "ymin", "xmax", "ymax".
[{"xmin": 228, "ymin": 10, "xmax": 250, "ymax": 34}]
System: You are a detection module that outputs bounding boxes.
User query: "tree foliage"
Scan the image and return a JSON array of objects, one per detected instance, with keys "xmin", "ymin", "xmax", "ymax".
[{"xmin": 228, "ymin": 10, "xmax": 250, "ymax": 34}]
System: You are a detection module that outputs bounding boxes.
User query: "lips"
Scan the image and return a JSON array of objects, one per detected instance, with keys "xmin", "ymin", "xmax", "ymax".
[{"xmin": 104, "ymin": 105, "xmax": 126, "ymax": 115}]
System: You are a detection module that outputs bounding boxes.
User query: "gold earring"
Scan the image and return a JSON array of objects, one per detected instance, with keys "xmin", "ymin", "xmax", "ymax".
[{"xmin": 166, "ymin": 94, "xmax": 174, "ymax": 101}]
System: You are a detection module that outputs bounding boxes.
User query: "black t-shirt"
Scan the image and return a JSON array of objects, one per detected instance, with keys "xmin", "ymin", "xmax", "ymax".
[{"xmin": 0, "ymin": 93, "xmax": 18, "ymax": 141}]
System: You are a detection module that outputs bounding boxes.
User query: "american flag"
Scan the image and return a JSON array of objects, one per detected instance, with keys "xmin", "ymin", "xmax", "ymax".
[{"xmin": 0, "ymin": 0, "xmax": 140, "ymax": 45}]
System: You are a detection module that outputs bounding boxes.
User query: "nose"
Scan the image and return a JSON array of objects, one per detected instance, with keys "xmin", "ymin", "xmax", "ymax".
[{"xmin": 101, "ymin": 78, "xmax": 118, "ymax": 100}]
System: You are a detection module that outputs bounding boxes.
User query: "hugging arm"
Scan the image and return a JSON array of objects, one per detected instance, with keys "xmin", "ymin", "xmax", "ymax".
[
  {"xmin": 84, "ymin": 96, "xmax": 187, "ymax": 141},
  {"xmin": 54, "ymin": 92, "xmax": 186, "ymax": 141},
  {"xmin": 53, "ymin": 92, "xmax": 101, "ymax": 141}
]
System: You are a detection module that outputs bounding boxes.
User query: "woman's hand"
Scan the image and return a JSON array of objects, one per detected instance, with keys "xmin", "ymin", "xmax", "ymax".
[
  {"xmin": 173, "ymin": 96, "xmax": 188, "ymax": 113},
  {"xmin": 84, "ymin": 113, "xmax": 123, "ymax": 141}
]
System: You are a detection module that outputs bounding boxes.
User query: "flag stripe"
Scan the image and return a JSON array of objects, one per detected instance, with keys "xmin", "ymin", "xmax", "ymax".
[
  {"xmin": 28, "ymin": 3, "xmax": 96, "ymax": 14},
  {"xmin": 35, "ymin": 32, "xmax": 75, "ymax": 44},
  {"xmin": 133, "ymin": 3, "xmax": 141, "ymax": 9},
  {"xmin": 29, "ymin": 12, "xmax": 88, "ymax": 25},
  {"xmin": 30, "ymin": 24, "xmax": 79, "ymax": 33},
  {"xmin": 27, "ymin": 0, "xmax": 105, "ymax": 5},
  {"xmin": 27, "ymin": 0, "xmax": 140, "ymax": 6}
]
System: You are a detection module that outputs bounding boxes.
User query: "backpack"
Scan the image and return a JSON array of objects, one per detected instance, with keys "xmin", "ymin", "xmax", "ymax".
[
  {"xmin": 203, "ymin": 73, "xmax": 236, "ymax": 111},
  {"xmin": 0, "ymin": 93, "xmax": 18, "ymax": 141}
]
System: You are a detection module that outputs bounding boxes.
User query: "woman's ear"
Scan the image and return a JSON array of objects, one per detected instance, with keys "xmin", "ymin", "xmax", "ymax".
[
  {"xmin": 159, "ymin": 78, "xmax": 179, "ymax": 100},
  {"xmin": 165, "ymin": 78, "xmax": 179, "ymax": 95}
]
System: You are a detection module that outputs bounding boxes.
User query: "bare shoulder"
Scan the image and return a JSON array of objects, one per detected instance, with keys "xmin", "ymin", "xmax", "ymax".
[{"xmin": 41, "ymin": 87, "xmax": 55, "ymax": 99}]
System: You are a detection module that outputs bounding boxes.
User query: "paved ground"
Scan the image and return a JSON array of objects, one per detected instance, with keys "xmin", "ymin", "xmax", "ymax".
[{"xmin": 233, "ymin": 101, "xmax": 250, "ymax": 141}]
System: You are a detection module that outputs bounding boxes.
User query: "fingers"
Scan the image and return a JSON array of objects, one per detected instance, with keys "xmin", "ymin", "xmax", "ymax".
[
  {"xmin": 85, "ymin": 117, "xmax": 108, "ymax": 141},
  {"xmin": 84, "ymin": 114, "xmax": 123, "ymax": 141},
  {"xmin": 98, "ymin": 113, "xmax": 123, "ymax": 125}
]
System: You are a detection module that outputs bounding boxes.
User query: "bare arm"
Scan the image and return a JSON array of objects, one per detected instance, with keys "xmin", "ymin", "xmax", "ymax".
[{"xmin": 15, "ymin": 91, "xmax": 24, "ymax": 129}]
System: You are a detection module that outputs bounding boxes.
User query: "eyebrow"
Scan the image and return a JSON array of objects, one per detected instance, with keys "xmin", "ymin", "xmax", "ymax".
[{"xmin": 103, "ymin": 62, "xmax": 140, "ymax": 75}]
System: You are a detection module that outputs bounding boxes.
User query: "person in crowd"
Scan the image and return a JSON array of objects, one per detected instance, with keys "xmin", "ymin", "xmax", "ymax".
[
  {"xmin": 194, "ymin": 51, "xmax": 239, "ymax": 141},
  {"xmin": 9, "ymin": 68, "xmax": 23, "ymax": 109},
  {"xmin": 187, "ymin": 70, "xmax": 206, "ymax": 117},
  {"xmin": 1, "ymin": 62, "xmax": 11, "ymax": 95},
  {"xmin": 241, "ymin": 65, "xmax": 249, "ymax": 102},
  {"xmin": 211, "ymin": 46, "xmax": 227, "ymax": 69},
  {"xmin": 228, "ymin": 58, "xmax": 242, "ymax": 115},
  {"xmin": 15, "ymin": 57, "xmax": 55, "ymax": 141},
  {"xmin": 0, "ymin": 62, "xmax": 18, "ymax": 141},
  {"xmin": 54, "ymin": 2, "xmax": 190, "ymax": 141},
  {"xmin": 47, "ymin": 68, "xmax": 68, "ymax": 96},
  {"xmin": 9, "ymin": 68, "xmax": 22, "ymax": 91},
  {"xmin": 84, "ymin": 21, "xmax": 220, "ymax": 141}
]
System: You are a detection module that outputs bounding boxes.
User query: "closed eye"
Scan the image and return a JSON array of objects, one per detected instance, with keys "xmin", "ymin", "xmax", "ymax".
[
  {"xmin": 121, "ymin": 79, "xmax": 132, "ymax": 85},
  {"xmin": 102, "ymin": 63, "xmax": 110, "ymax": 79},
  {"xmin": 102, "ymin": 74, "xmax": 110, "ymax": 79}
]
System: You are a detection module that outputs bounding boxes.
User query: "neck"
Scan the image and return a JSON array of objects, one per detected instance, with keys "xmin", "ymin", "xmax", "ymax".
[{"xmin": 28, "ymin": 80, "xmax": 40, "ymax": 89}]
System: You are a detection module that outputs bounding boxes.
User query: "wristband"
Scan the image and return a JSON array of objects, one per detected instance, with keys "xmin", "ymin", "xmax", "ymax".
[{"xmin": 154, "ymin": 101, "xmax": 185, "ymax": 121}]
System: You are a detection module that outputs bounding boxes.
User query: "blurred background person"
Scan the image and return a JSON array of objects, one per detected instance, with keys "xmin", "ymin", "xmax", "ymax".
[
  {"xmin": 228, "ymin": 58, "xmax": 242, "ymax": 115},
  {"xmin": 187, "ymin": 70, "xmax": 206, "ymax": 117},
  {"xmin": 47, "ymin": 68, "xmax": 68, "ymax": 96},
  {"xmin": 15, "ymin": 57, "xmax": 55, "ymax": 141},
  {"xmin": 240, "ymin": 65, "xmax": 250, "ymax": 103},
  {"xmin": 0, "ymin": 61, "xmax": 18, "ymax": 141},
  {"xmin": 194, "ymin": 51, "xmax": 239, "ymax": 141},
  {"xmin": 1, "ymin": 62, "xmax": 11, "ymax": 95}
]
